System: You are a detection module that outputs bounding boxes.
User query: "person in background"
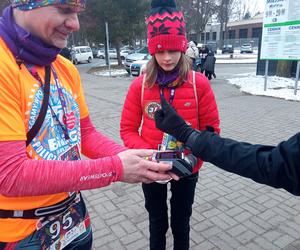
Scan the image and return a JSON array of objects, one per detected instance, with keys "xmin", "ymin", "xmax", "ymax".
[
  {"xmin": 202, "ymin": 50, "xmax": 216, "ymax": 80},
  {"xmin": 199, "ymin": 44, "xmax": 209, "ymax": 71},
  {"xmin": 155, "ymin": 94, "xmax": 300, "ymax": 197},
  {"xmin": 186, "ymin": 40, "xmax": 199, "ymax": 71},
  {"xmin": 0, "ymin": 1, "xmax": 174, "ymax": 248},
  {"xmin": 120, "ymin": 1, "xmax": 220, "ymax": 249}
]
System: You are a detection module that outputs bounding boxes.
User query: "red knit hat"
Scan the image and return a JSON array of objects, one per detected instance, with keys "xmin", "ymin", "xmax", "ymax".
[{"xmin": 146, "ymin": 0, "xmax": 188, "ymax": 55}]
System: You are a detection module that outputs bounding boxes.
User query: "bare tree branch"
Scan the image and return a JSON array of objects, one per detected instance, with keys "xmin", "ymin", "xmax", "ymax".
[{"xmin": 177, "ymin": 0, "xmax": 218, "ymax": 42}]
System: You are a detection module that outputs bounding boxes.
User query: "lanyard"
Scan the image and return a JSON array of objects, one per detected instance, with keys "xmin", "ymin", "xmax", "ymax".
[
  {"xmin": 51, "ymin": 67, "xmax": 68, "ymax": 122},
  {"xmin": 25, "ymin": 65, "xmax": 51, "ymax": 146},
  {"xmin": 51, "ymin": 67, "xmax": 70, "ymax": 140},
  {"xmin": 26, "ymin": 64, "xmax": 70, "ymax": 140},
  {"xmin": 159, "ymin": 87, "xmax": 175, "ymax": 105}
]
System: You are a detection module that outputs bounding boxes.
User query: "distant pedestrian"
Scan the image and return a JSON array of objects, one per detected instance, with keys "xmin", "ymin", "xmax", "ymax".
[
  {"xmin": 202, "ymin": 50, "xmax": 216, "ymax": 80},
  {"xmin": 197, "ymin": 45, "xmax": 209, "ymax": 72},
  {"xmin": 186, "ymin": 41, "xmax": 199, "ymax": 71}
]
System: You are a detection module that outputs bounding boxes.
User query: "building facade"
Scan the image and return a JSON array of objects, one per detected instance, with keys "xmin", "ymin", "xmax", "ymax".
[{"xmin": 190, "ymin": 13, "xmax": 263, "ymax": 49}]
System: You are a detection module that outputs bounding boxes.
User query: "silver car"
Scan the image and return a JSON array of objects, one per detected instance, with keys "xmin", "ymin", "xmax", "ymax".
[
  {"xmin": 130, "ymin": 54, "xmax": 152, "ymax": 77},
  {"xmin": 124, "ymin": 47, "xmax": 148, "ymax": 73},
  {"xmin": 240, "ymin": 44, "xmax": 253, "ymax": 53}
]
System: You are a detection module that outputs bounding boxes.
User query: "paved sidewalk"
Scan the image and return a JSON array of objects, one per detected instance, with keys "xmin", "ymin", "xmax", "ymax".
[{"xmin": 79, "ymin": 70, "xmax": 300, "ymax": 250}]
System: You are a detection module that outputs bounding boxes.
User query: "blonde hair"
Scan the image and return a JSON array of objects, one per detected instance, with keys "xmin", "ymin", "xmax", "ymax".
[{"xmin": 144, "ymin": 53, "xmax": 192, "ymax": 88}]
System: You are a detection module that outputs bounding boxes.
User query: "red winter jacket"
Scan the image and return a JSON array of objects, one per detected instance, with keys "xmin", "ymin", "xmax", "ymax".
[{"xmin": 120, "ymin": 71, "xmax": 220, "ymax": 172}]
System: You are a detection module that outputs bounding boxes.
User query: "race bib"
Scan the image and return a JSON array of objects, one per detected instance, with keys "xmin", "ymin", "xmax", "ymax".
[{"xmin": 36, "ymin": 194, "xmax": 88, "ymax": 250}]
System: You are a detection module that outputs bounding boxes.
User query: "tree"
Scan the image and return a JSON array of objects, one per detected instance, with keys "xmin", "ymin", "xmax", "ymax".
[
  {"xmin": 232, "ymin": 0, "xmax": 258, "ymax": 21},
  {"xmin": 79, "ymin": 0, "xmax": 149, "ymax": 65},
  {"xmin": 177, "ymin": 0, "xmax": 218, "ymax": 42},
  {"xmin": 243, "ymin": 10, "xmax": 251, "ymax": 20},
  {"xmin": 176, "ymin": 0, "xmax": 193, "ymax": 35},
  {"xmin": 217, "ymin": 0, "xmax": 238, "ymax": 47}
]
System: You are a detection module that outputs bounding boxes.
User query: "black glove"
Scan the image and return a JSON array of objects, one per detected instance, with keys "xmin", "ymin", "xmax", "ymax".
[{"xmin": 155, "ymin": 94, "xmax": 194, "ymax": 143}]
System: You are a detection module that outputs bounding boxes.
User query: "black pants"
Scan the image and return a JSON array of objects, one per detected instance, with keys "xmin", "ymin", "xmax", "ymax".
[
  {"xmin": 204, "ymin": 70, "xmax": 216, "ymax": 80},
  {"xmin": 142, "ymin": 173, "xmax": 198, "ymax": 250},
  {"xmin": 205, "ymin": 70, "xmax": 213, "ymax": 80}
]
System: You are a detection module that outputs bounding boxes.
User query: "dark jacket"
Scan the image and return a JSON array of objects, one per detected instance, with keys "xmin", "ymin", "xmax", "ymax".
[
  {"xmin": 191, "ymin": 131, "xmax": 300, "ymax": 196},
  {"xmin": 203, "ymin": 52, "xmax": 216, "ymax": 72}
]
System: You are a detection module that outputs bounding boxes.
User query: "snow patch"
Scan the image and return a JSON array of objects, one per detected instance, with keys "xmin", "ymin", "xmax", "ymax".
[{"xmin": 227, "ymin": 73, "xmax": 300, "ymax": 101}]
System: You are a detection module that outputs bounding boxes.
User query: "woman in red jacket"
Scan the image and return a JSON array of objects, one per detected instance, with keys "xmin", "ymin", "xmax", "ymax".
[{"xmin": 120, "ymin": 1, "xmax": 220, "ymax": 249}]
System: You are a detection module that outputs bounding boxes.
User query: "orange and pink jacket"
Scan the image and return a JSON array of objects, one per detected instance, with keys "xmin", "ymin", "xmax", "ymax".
[{"xmin": 0, "ymin": 38, "xmax": 125, "ymax": 242}]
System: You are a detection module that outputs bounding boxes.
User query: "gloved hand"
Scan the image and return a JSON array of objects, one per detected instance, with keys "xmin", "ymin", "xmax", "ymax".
[{"xmin": 155, "ymin": 94, "xmax": 194, "ymax": 143}]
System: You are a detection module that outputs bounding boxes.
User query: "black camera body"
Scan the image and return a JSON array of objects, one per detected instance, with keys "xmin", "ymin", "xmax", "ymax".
[{"xmin": 152, "ymin": 151, "xmax": 196, "ymax": 177}]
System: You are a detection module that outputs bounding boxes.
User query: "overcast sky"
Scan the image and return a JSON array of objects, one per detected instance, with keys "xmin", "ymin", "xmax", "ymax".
[
  {"xmin": 249, "ymin": 0, "xmax": 265, "ymax": 14},
  {"xmin": 255, "ymin": 0, "xmax": 265, "ymax": 12},
  {"xmin": 229, "ymin": 0, "xmax": 264, "ymax": 21}
]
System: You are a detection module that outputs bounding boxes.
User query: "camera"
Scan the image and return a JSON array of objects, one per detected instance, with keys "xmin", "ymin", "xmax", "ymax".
[{"xmin": 152, "ymin": 151, "xmax": 197, "ymax": 177}]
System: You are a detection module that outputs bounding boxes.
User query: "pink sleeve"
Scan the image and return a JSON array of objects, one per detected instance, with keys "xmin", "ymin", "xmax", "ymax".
[
  {"xmin": 81, "ymin": 116, "xmax": 126, "ymax": 159},
  {"xmin": 0, "ymin": 141, "xmax": 123, "ymax": 197}
]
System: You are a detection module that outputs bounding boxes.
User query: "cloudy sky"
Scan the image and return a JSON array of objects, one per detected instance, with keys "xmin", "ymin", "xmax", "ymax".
[
  {"xmin": 255, "ymin": 0, "xmax": 265, "ymax": 12},
  {"xmin": 250, "ymin": 0, "xmax": 265, "ymax": 14},
  {"xmin": 228, "ymin": 0, "xmax": 264, "ymax": 21}
]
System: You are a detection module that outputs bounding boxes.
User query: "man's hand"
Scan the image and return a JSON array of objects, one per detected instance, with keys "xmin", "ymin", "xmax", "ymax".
[
  {"xmin": 118, "ymin": 149, "xmax": 179, "ymax": 184},
  {"xmin": 154, "ymin": 95, "xmax": 194, "ymax": 143}
]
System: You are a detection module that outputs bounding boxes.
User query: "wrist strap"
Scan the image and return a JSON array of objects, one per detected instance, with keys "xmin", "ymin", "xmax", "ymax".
[{"xmin": 185, "ymin": 130, "xmax": 201, "ymax": 151}]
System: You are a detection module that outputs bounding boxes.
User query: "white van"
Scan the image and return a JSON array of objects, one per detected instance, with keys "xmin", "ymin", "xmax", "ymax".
[{"xmin": 71, "ymin": 46, "xmax": 93, "ymax": 64}]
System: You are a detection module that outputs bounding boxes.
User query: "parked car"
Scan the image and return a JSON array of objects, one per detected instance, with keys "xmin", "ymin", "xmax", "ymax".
[
  {"xmin": 120, "ymin": 49, "xmax": 133, "ymax": 60},
  {"xmin": 240, "ymin": 44, "xmax": 253, "ymax": 53},
  {"xmin": 108, "ymin": 49, "xmax": 117, "ymax": 59},
  {"xmin": 130, "ymin": 54, "xmax": 152, "ymax": 77},
  {"xmin": 97, "ymin": 49, "xmax": 126, "ymax": 59},
  {"xmin": 97, "ymin": 49, "xmax": 105, "ymax": 59},
  {"xmin": 124, "ymin": 47, "xmax": 149, "ymax": 73},
  {"xmin": 222, "ymin": 44, "xmax": 234, "ymax": 54},
  {"xmin": 72, "ymin": 46, "xmax": 93, "ymax": 64},
  {"xmin": 206, "ymin": 41, "xmax": 218, "ymax": 54},
  {"xmin": 120, "ymin": 45, "xmax": 135, "ymax": 54}
]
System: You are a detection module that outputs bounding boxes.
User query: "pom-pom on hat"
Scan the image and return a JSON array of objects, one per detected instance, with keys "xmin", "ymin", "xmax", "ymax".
[
  {"xmin": 146, "ymin": 0, "xmax": 188, "ymax": 55},
  {"xmin": 12, "ymin": 0, "xmax": 86, "ymax": 10}
]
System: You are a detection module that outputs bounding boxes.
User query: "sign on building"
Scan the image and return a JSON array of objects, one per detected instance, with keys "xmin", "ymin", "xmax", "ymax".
[{"xmin": 261, "ymin": 0, "xmax": 300, "ymax": 60}]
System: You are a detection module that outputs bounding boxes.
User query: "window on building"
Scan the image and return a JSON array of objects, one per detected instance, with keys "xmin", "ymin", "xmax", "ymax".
[
  {"xmin": 212, "ymin": 32, "xmax": 217, "ymax": 40},
  {"xmin": 229, "ymin": 30, "xmax": 236, "ymax": 39},
  {"xmin": 252, "ymin": 27, "xmax": 262, "ymax": 38},
  {"xmin": 239, "ymin": 29, "xmax": 248, "ymax": 38},
  {"xmin": 201, "ymin": 33, "xmax": 205, "ymax": 42},
  {"xmin": 206, "ymin": 32, "xmax": 210, "ymax": 41}
]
